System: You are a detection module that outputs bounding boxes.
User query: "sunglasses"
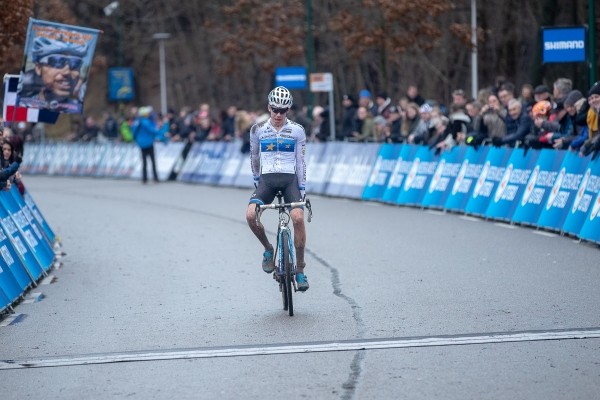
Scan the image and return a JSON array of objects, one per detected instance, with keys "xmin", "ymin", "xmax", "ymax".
[
  {"xmin": 38, "ymin": 55, "xmax": 83, "ymax": 70},
  {"xmin": 271, "ymin": 107, "xmax": 289, "ymax": 115}
]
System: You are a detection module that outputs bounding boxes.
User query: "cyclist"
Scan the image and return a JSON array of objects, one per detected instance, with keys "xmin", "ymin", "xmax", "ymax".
[{"xmin": 245, "ymin": 86, "xmax": 309, "ymax": 291}]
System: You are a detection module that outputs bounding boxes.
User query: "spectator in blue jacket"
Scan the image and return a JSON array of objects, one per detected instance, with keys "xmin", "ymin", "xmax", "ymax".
[{"xmin": 132, "ymin": 106, "xmax": 168, "ymax": 183}]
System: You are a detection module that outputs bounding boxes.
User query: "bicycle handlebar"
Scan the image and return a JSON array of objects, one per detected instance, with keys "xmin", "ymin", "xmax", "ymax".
[{"xmin": 255, "ymin": 198, "xmax": 313, "ymax": 225}]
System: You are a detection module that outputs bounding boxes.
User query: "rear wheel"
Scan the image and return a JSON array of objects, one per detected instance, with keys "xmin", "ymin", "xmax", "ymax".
[{"xmin": 282, "ymin": 231, "xmax": 293, "ymax": 316}]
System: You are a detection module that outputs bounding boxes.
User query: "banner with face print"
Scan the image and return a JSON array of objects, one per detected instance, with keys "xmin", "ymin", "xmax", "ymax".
[{"xmin": 17, "ymin": 18, "xmax": 100, "ymax": 114}]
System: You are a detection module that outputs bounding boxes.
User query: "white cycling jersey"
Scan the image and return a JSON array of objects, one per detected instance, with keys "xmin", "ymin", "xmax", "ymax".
[{"xmin": 250, "ymin": 117, "xmax": 306, "ymax": 191}]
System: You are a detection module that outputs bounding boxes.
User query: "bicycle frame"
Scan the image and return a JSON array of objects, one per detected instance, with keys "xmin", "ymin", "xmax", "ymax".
[{"xmin": 255, "ymin": 193, "xmax": 312, "ymax": 316}]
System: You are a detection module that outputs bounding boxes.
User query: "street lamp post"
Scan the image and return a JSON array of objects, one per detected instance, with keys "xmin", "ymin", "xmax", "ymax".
[{"xmin": 153, "ymin": 33, "xmax": 171, "ymax": 116}]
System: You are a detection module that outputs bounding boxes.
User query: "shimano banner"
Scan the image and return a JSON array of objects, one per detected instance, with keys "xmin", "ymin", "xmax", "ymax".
[{"xmin": 542, "ymin": 26, "xmax": 586, "ymax": 63}]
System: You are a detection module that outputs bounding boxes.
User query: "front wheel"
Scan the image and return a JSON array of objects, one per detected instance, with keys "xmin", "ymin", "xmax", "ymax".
[{"xmin": 281, "ymin": 230, "xmax": 293, "ymax": 316}]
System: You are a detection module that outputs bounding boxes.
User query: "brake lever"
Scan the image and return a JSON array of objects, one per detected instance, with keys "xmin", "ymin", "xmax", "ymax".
[{"xmin": 306, "ymin": 198, "xmax": 312, "ymax": 223}]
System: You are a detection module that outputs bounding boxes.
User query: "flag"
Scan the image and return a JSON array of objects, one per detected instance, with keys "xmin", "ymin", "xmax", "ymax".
[
  {"xmin": 3, "ymin": 74, "xmax": 59, "ymax": 124},
  {"xmin": 16, "ymin": 19, "xmax": 100, "ymax": 115}
]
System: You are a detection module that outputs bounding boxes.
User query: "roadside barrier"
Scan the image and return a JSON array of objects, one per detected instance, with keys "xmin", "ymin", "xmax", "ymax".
[
  {"xmin": 22, "ymin": 141, "xmax": 600, "ymax": 246},
  {"xmin": 0, "ymin": 185, "xmax": 61, "ymax": 313}
]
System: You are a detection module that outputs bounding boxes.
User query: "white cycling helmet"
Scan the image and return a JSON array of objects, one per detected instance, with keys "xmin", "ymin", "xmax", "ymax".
[{"xmin": 268, "ymin": 86, "xmax": 293, "ymax": 108}]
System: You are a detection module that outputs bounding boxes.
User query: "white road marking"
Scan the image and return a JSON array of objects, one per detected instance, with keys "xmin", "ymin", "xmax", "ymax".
[
  {"xmin": 1, "ymin": 328, "xmax": 599, "ymax": 370},
  {"xmin": 459, "ymin": 216, "xmax": 480, "ymax": 222},
  {"xmin": 425, "ymin": 210, "xmax": 445, "ymax": 216},
  {"xmin": 532, "ymin": 230, "xmax": 558, "ymax": 238},
  {"xmin": 494, "ymin": 222, "xmax": 516, "ymax": 229}
]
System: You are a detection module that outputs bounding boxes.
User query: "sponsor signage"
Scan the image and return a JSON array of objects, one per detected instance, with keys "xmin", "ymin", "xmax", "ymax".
[
  {"xmin": 275, "ymin": 66, "xmax": 307, "ymax": 89},
  {"xmin": 464, "ymin": 147, "xmax": 512, "ymax": 216},
  {"xmin": 421, "ymin": 146, "xmax": 468, "ymax": 209},
  {"xmin": 536, "ymin": 151, "xmax": 589, "ymax": 231},
  {"xmin": 381, "ymin": 145, "xmax": 419, "ymax": 204},
  {"xmin": 444, "ymin": 147, "xmax": 490, "ymax": 212},
  {"xmin": 396, "ymin": 146, "xmax": 440, "ymax": 206},
  {"xmin": 511, "ymin": 149, "xmax": 566, "ymax": 226},
  {"xmin": 542, "ymin": 26, "xmax": 586, "ymax": 63},
  {"xmin": 108, "ymin": 67, "xmax": 135, "ymax": 101},
  {"xmin": 565, "ymin": 156, "xmax": 600, "ymax": 241},
  {"xmin": 362, "ymin": 144, "xmax": 403, "ymax": 201},
  {"xmin": 484, "ymin": 148, "xmax": 539, "ymax": 221}
]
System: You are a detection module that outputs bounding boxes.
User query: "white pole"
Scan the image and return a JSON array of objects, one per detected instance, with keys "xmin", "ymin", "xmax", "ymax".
[
  {"xmin": 329, "ymin": 87, "xmax": 335, "ymax": 141},
  {"xmin": 158, "ymin": 40, "xmax": 167, "ymax": 116},
  {"xmin": 471, "ymin": 0, "xmax": 478, "ymax": 99}
]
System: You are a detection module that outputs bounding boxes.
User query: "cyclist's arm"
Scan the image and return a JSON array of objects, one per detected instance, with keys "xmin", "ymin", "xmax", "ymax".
[
  {"xmin": 295, "ymin": 128, "xmax": 307, "ymax": 197},
  {"xmin": 249, "ymin": 124, "xmax": 261, "ymax": 184}
]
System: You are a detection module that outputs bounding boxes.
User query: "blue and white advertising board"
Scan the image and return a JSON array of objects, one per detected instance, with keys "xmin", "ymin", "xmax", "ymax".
[
  {"xmin": 542, "ymin": 26, "xmax": 586, "ymax": 63},
  {"xmin": 484, "ymin": 148, "xmax": 539, "ymax": 221},
  {"xmin": 362, "ymin": 144, "xmax": 402, "ymax": 201},
  {"xmin": 511, "ymin": 150, "xmax": 566, "ymax": 226},
  {"xmin": 381, "ymin": 145, "xmax": 419, "ymax": 204},
  {"xmin": 443, "ymin": 146, "xmax": 490, "ymax": 212},
  {"xmin": 536, "ymin": 151, "xmax": 589, "ymax": 231},
  {"xmin": 464, "ymin": 147, "xmax": 512, "ymax": 216},
  {"xmin": 396, "ymin": 146, "xmax": 439, "ymax": 206},
  {"xmin": 561, "ymin": 156, "xmax": 600, "ymax": 236},
  {"xmin": 421, "ymin": 145, "xmax": 468, "ymax": 209}
]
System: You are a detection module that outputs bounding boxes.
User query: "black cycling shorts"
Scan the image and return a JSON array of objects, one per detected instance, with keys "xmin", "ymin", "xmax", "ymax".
[{"xmin": 249, "ymin": 173, "xmax": 302, "ymax": 205}]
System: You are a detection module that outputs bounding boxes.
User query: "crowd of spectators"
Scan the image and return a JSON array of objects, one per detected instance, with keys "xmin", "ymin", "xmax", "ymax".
[
  {"xmin": 327, "ymin": 78, "xmax": 600, "ymax": 158},
  {"xmin": 7, "ymin": 76, "xmax": 600, "ymax": 159}
]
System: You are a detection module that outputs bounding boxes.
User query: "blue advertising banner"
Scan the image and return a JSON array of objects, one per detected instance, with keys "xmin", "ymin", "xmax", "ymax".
[
  {"xmin": 362, "ymin": 144, "xmax": 402, "ymax": 201},
  {"xmin": 108, "ymin": 67, "xmax": 135, "ymax": 101},
  {"xmin": 381, "ymin": 145, "xmax": 419, "ymax": 204},
  {"xmin": 0, "ymin": 192, "xmax": 54, "ymax": 272},
  {"xmin": 339, "ymin": 143, "xmax": 381, "ymax": 199},
  {"xmin": 542, "ymin": 27, "xmax": 586, "ymax": 63},
  {"xmin": 396, "ymin": 146, "xmax": 439, "ymax": 206},
  {"xmin": 563, "ymin": 156, "xmax": 600, "ymax": 237},
  {"xmin": 0, "ymin": 221, "xmax": 33, "ymax": 291},
  {"xmin": 305, "ymin": 142, "xmax": 330, "ymax": 196},
  {"xmin": 578, "ymin": 180, "xmax": 600, "ymax": 243},
  {"xmin": 218, "ymin": 142, "xmax": 245, "ymax": 187},
  {"xmin": 0, "ymin": 287, "xmax": 11, "ymax": 312},
  {"xmin": 421, "ymin": 145, "xmax": 468, "ymax": 209},
  {"xmin": 536, "ymin": 151, "xmax": 589, "ymax": 231},
  {"xmin": 20, "ymin": 143, "xmax": 41, "ymax": 175},
  {"xmin": 0, "ymin": 202, "xmax": 44, "ymax": 281},
  {"xmin": 17, "ymin": 19, "xmax": 100, "ymax": 114},
  {"xmin": 23, "ymin": 191, "xmax": 56, "ymax": 244},
  {"xmin": 444, "ymin": 146, "xmax": 490, "ymax": 212},
  {"xmin": 511, "ymin": 150, "xmax": 566, "ymax": 226},
  {"xmin": 96, "ymin": 143, "xmax": 127, "ymax": 177},
  {"xmin": 194, "ymin": 142, "xmax": 228, "ymax": 184},
  {"xmin": 275, "ymin": 66, "xmax": 307, "ymax": 89},
  {"xmin": 324, "ymin": 142, "xmax": 353, "ymax": 197},
  {"xmin": 464, "ymin": 147, "xmax": 512, "ymax": 216},
  {"xmin": 484, "ymin": 148, "xmax": 539, "ymax": 221},
  {"xmin": 0, "ymin": 256, "xmax": 24, "ymax": 304},
  {"xmin": 178, "ymin": 142, "xmax": 202, "ymax": 183}
]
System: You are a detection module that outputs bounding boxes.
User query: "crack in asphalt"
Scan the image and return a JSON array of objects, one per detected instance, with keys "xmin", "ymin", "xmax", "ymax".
[{"xmin": 306, "ymin": 250, "xmax": 366, "ymax": 400}]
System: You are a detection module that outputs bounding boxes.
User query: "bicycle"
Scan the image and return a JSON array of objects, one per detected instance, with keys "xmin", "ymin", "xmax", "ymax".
[{"xmin": 255, "ymin": 191, "xmax": 312, "ymax": 316}]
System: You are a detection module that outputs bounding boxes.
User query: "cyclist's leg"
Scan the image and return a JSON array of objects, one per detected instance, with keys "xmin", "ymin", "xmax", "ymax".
[
  {"xmin": 290, "ymin": 208, "xmax": 305, "ymax": 271},
  {"xmin": 247, "ymin": 176, "xmax": 277, "ymax": 272},
  {"xmin": 282, "ymin": 176, "xmax": 306, "ymax": 273}
]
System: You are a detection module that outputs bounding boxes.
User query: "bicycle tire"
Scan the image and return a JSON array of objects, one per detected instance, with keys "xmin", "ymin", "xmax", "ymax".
[
  {"xmin": 279, "ymin": 234, "xmax": 288, "ymax": 311},
  {"xmin": 282, "ymin": 230, "xmax": 293, "ymax": 316}
]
